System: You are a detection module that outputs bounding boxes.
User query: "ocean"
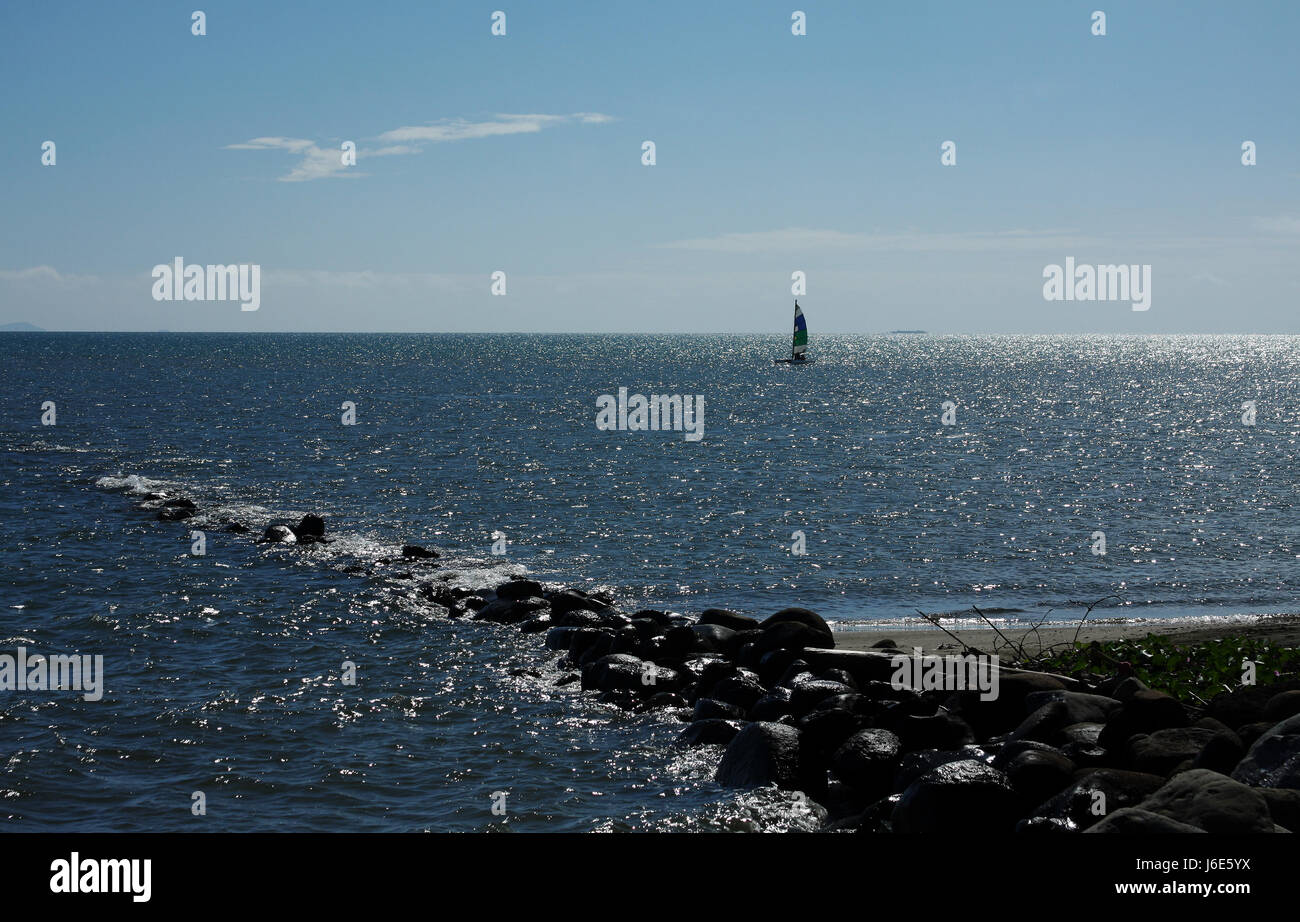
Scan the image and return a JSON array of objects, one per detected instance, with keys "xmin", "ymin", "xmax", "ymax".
[{"xmin": 2, "ymin": 332, "xmax": 1298, "ymax": 831}]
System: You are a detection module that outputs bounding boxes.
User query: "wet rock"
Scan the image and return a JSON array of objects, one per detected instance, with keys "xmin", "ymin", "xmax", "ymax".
[
  {"xmin": 690, "ymin": 623, "xmax": 741, "ymax": 655},
  {"xmin": 581, "ymin": 654, "xmax": 646, "ymax": 694},
  {"xmin": 518, "ymin": 613, "xmax": 553, "ymax": 634},
  {"xmin": 1005, "ymin": 749, "xmax": 1076, "ymax": 808},
  {"xmin": 710, "ymin": 673, "xmax": 767, "ymax": 712},
  {"xmin": 753, "ymin": 620, "xmax": 835, "ymax": 655},
  {"xmin": 694, "ymin": 697, "xmax": 745, "ymax": 721},
  {"xmin": 1139, "ymin": 768, "xmax": 1274, "ymax": 834},
  {"xmin": 474, "ymin": 596, "xmax": 547, "ymax": 624},
  {"xmin": 640, "ymin": 691, "xmax": 687, "ymax": 711},
  {"xmin": 262, "ymin": 524, "xmax": 296, "ymax": 543},
  {"xmin": 1026, "ymin": 768, "xmax": 1166, "ymax": 830},
  {"xmin": 991, "ymin": 739, "xmax": 1067, "ymax": 769},
  {"xmin": 675, "ymin": 718, "xmax": 743, "ymax": 748},
  {"xmin": 507, "ymin": 667, "xmax": 541, "ymax": 679},
  {"xmin": 226, "ymin": 522, "xmax": 251, "ymax": 533},
  {"xmin": 790, "ymin": 679, "xmax": 857, "ymax": 715},
  {"xmin": 496, "ymin": 577, "xmax": 542, "ymax": 598},
  {"xmin": 1011, "ymin": 694, "xmax": 1121, "ymax": 745},
  {"xmin": 295, "ymin": 514, "xmax": 325, "ymax": 539},
  {"xmin": 820, "ymin": 668, "xmax": 858, "ymax": 690},
  {"xmin": 697, "ymin": 609, "xmax": 760, "ymax": 631},
  {"xmin": 1205, "ymin": 683, "xmax": 1273, "ymax": 730},
  {"xmin": 1232, "ymin": 713, "xmax": 1300, "ymax": 789},
  {"xmin": 893, "ymin": 747, "xmax": 988, "ymax": 792},
  {"xmin": 1086, "ymin": 808, "xmax": 1206, "ymax": 834},
  {"xmin": 891, "ymin": 760, "xmax": 1020, "ymax": 834},
  {"xmin": 163, "ymin": 497, "xmax": 196, "ymax": 510},
  {"xmin": 157, "ymin": 505, "xmax": 196, "ymax": 521},
  {"xmin": 715, "ymin": 721, "xmax": 816, "ymax": 792},
  {"xmin": 883, "ymin": 710, "xmax": 976, "ymax": 751},
  {"xmin": 831, "ymin": 729, "xmax": 902, "ymax": 799},
  {"xmin": 554, "ymin": 672, "xmax": 580, "ymax": 687},
  {"xmin": 400, "ymin": 543, "xmax": 439, "ymax": 560},
  {"xmin": 750, "ymin": 687, "xmax": 795, "ymax": 722},
  {"xmin": 549, "ymin": 589, "xmax": 610, "ymax": 617}
]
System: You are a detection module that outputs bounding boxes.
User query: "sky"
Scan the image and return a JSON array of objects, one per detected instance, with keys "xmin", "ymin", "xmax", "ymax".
[{"xmin": 1, "ymin": 0, "xmax": 1298, "ymax": 333}]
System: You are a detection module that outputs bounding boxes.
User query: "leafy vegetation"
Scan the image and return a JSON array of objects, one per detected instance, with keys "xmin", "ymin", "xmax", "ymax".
[{"xmin": 1031, "ymin": 634, "xmax": 1300, "ymax": 703}]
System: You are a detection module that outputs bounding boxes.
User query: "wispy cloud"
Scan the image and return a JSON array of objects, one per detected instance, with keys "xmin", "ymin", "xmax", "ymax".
[{"xmin": 226, "ymin": 113, "xmax": 613, "ymax": 182}]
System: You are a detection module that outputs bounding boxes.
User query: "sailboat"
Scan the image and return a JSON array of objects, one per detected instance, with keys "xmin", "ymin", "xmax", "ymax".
[{"xmin": 773, "ymin": 300, "xmax": 814, "ymax": 364}]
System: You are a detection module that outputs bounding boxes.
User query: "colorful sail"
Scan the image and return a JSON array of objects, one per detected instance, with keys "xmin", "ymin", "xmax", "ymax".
[{"xmin": 792, "ymin": 303, "xmax": 808, "ymax": 357}]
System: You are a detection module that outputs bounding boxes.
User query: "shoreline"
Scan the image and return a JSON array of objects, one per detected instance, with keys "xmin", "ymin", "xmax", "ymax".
[{"xmin": 834, "ymin": 614, "xmax": 1300, "ymax": 658}]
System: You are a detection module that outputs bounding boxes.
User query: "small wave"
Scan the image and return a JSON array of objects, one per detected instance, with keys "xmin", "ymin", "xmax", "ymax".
[{"xmin": 94, "ymin": 474, "xmax": 169, "ymax": 495}]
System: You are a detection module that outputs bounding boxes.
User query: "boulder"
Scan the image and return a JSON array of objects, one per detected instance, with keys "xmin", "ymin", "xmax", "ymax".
[
  {"xmin": 1265, "ymin": 690, "xmax": 1300, "ymax": 723},
  {"xmin": 715, "ymin": 721, "xmax": 815, "ymax": 792},
  {"xmin": 754, "ymin": 608, "xmax": 835, "ymax": 653},
  {"xmin": 1128, "ymin": 727, "xmax": 1221, "ymax": 776},
  {"xmin": 750, "ymin": 687, "xmax": 795, "ymax": 722},
  {"xmin": 690, "ymin": 623, "xmax": 741, "ymax": 655},
  {"xmin": 694, "ymin": 697, "xmax": 745, "ymax": 721},
  {"xmin": 1005, "ymin": 749, "xmax": 1077, "ymax": 807},
  {"xmin": 295, "ymin": 514, "xmax": 325, "ymax": 539},
  {"xmin": 697, "ymin": 609, "xmax": 760, "ymax": 631},
  {"xmin": 262, "ymin": 524, "xmax": 296, "ymax": 543},
  {"xmin": 1086, "ymin": 808, "xmax": 1207, "ymax": 834},
  {"xmin": 474, "ymin": 596, "xmax": 547, "ymax": 624},
  {"xmin": 891, "ymin": 760, "xmax": 1021, "ymax": 834},
  {"xmin": 675, "ymin": 718, "xmax": 743, "ymax": 748},
  {"xmin": 495, "ymin": 577, "xmax": 543, "ymax": 599},
  {"xmin": 401, "ymin": 544, "xmax": 439, "ymax": 560},
  {"xmin": 831, "ymin": 729, "xmax": 902, "ymax": 799},
  {"xmin": 1232, "ymin": 713, "xmax": 1300, "ymax": 789},
  {"xmin": 550, "ymin": 589, "xmax": 610, "ymax": 617},
  {"xmin": 1098, "ymin": 689, "xmax": 1189, "ymax": 751},
  {"xmin": 1140, "ymin": 768, "xmax": 1274, "ymax": 834},
  {"xmin": 1026, "ymin": 768, "xmax": 1166, "ymax": 830}
]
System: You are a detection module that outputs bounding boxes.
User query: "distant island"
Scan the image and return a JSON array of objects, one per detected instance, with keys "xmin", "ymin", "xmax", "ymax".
[
  {"xmin": 888, "ymin": 330, "xmax": 927, "ymax": 334},
  {"xmin": 0, "ymin": 322, "xmax": 44, "ymax": 332}
]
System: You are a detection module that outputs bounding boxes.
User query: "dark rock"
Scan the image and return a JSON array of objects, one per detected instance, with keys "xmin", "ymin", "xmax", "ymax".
[
  {"xmin": 262, "ymin": 524, "xmax": 296, "ymax": 543},
  {"xmin": 1098, "ymin": 689, "xmax": 1189, "ymax": 752},
  {"xmin": 1027, "ymin": 768, "xmax": 1165, "ymax": 830},
  {"xmin": 753, "ymin": 620, "xmax": 835, "ymax": 656},
  {"xmin": 711, "ymin": 674, "xmax": 767, "ymax": 712},
  {"xmin": 690, "ymin": 623, "xmax": 741, "ymax": 655},
  {"xmin": 893, "ymin": 747, "xmax": 987, "ymax": 792},
  {"xmin": 891, "ymin": 760, "xmax": 1021, "ymax": 834},
  {"xmin": 820, "ymin": 668, "xmax": 858, "ymax": 690},
  {"xmin": 1259, "ymin": 787, "xmax": 1300, "ymax": 832},
  {"xmin": 883, "ymin": 710, "xmax": 976, "ymax": 751},
  {"xmin": 1128, "ymin": 727, "xmax": 1221, "ymax": 775},
  {"xmin": 518, "ymin": 613, "xmax": 553, "ymax": 634},
  {"xmin": 1205, "ymin": 684, "xmax": 1272, "ymax": 730},
  {"xmin": 1085, "ymin": 808, "xmax": 1206, "ymax": 834},
  {"xmin": 1005, "ymin": 750, "xmax": 1077, "ymax": 807},
  {"xmin": 697, "ymin": 609, "xmax": 759, "ymax": 631},
  {"xmin": 675, "ymin": 718, "xmax": 743, "ymax": 748},
  {"xmin": 750, "ymin": 687, "xmax": 795, "ymax": 722},
  {"xmin": 157, "ymin": 506, "xmax": 196, "ymax": 521},
  {"xmin": 400, "ymin": 544, "xmax": 439, "ymax": 560},
  {"xmin": 641, "ymin": 691, "xmax": 687, "ymax": 711},
  {"xmin": 991, "ymin": 739, "xmax": 1067, "ymax": 769},
  {"xmin": 1232, "ymin": 713, "xmax": 1300, "ymax": 789},
  {"xmin": 474, "ymin": 596, "xmax": 547, "ymax": 624},
  {"xmin": 831, "ymin": 729, "xmax": 902, "ymax": 799},
  {"xmin": 581, "ymin": 654, "xmax": 646, "ymax": 694},
  {"xmin": 790, "ymin": 679, "xmax": 857, "ymax": 715},
  {"xmin": 162, "ymin": 497, "xmax": 197, "ymax": 510},
  {"xmin": 507, "ymin": 668, "xmax": 541, "ymax": 679},
  {"xmin": 1140, "ymin": 768, "xmax": 1274, "ymax": 834},
  {"xmin": 1266, "ymin": 690, "xmax": 1300, "ymax": 723},
  {"xmin": 550, "ymin": 589, "xmax": 610, "ymax": 617},
  {"xmin": 554, "ymin": 672, "xmax": 580, "ymax": 687},
  {"xmin": 715, "ymin": 721, "xmax": 815, "ymax": 792},
  {"xmin": 694, "ymin": 697, "xmax": 745, "ymax": 721},
  {"xmin": 295, "ymin": 514, "xmax": 325, "ymax": 539},
  {"xmin": 1192, "ymin": 730, "xmax": 1245, "ymax": 776},
  {"xmin": 496, "ymin": 577, "xmax": 543, "ymax": 599},
  {"xmin": 226, "ymin": 522, "xmax": 251, "ymax": 533},
  {"xmin": 871, "ymin": 638, "xmax": 899, "ymax": 649}
]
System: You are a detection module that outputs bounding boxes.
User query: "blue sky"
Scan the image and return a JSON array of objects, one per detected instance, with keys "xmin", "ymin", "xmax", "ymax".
[{"xmin": 2, "ymin": 0, "xmax": 1297, "ymax": 332}]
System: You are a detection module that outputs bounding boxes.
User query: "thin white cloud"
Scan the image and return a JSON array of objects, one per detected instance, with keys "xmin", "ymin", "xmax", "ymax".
[{"xmin": 227, "ymin": 113, "xmax": 612, "ymax": 182}]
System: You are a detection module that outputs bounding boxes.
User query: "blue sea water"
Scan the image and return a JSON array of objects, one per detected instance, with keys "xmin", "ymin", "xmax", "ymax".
[{"xmin": 2, "ymin": 332, "xmax": 1298, "ymax": 831}]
